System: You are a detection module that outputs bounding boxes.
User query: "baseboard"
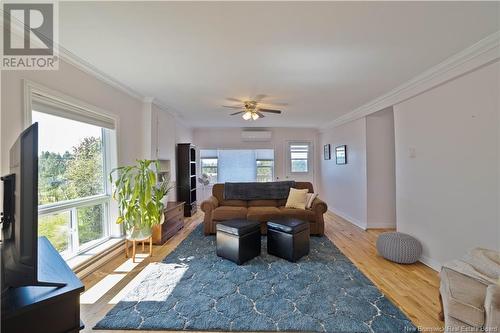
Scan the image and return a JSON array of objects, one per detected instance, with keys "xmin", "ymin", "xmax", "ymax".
[
  {"xmin": 419, "ymin": 255, "xmax": 441, "ymax": 272},
  {"xmin": 328, "ymin": 209, "xmax": 367, "ymax": 230},
  {"xmin": 366, "ymin": 221, "xmax": 397, "ymax": 229}
]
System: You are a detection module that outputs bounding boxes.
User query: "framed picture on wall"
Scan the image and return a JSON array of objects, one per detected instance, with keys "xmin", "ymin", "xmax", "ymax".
[
  {"xmin": 323, "ymin": 144, "xmax": 331, "ymax": 160},
  {"xmin": 335, "ymin": 145, "xmax": 347, "ymax": 164}
]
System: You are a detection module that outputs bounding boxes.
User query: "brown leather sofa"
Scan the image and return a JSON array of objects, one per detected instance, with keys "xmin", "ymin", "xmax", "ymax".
[{"xmin": 200, "ymin": 182, "xmax": 328, "ymax": 236}]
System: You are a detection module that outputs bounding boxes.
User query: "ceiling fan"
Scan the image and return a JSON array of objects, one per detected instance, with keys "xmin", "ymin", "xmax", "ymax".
[{"xmin": 223, "ymin": 95, "xmax": 284, "ymax": 121}]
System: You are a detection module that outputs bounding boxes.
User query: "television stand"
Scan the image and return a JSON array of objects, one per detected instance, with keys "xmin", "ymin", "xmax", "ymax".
[
  {"xmin": 34, "ymin": 280, "xmax": 67, "ymax": 288},
  {"xmin": 1, "ymin": 237, "xmax": 85, "ymax": 332}
]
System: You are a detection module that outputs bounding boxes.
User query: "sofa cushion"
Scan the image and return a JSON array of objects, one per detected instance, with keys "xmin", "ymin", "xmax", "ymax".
[
  {"xmin": 277, "ymin": 199, "xmax": 287, "ymax": 207},
  {"xmin": 279, "ymin": 207, "xmax": 316, "ymax": 221},
  {"xmin": 305, "ymin": 193, "xmax": 318, "ymax": 209},
  {"xmin": 248, "ymin": 200, "xmax": 278, "ymax": 207},
  {"xmin": 213, "ymin": 206, "xmax": 248, "ymax": 221},
  {"xmin": 212, "ymin": 184, "xmax": 247, "ymax": 207},
  {"xmin": 294, "ymin": 182, "xmax": 313, "ymax": 193},
  {"xmin": 285, "ymin": 188, "xmax": 309, "ymax": 209},
  {"xmin": 440, "ymin": 267, "xmax": 487, "ymax": 327},
  {"xmin": 247, "ymin": 207, "xmax": 282, "ymax": 222}
]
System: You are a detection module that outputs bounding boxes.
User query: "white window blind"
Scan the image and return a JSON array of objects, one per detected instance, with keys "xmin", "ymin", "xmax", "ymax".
[
  {"xmin": 218, "ymin": 150, "xmax": 256, "ymax": 182},
  {"xmin": 32, "ymin": 92, "xmax": 116, "ymax": 130},
  {"xmin": 290, "ymin": 143, "xmax": 310, "ymax": 173},
  {"xmin": 200, "ymin": 149, "xmax": 274, "ymax": 183}
]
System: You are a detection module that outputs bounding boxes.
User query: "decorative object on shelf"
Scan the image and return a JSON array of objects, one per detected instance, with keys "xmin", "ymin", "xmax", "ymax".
[
  {"xmin": 323, "ymin": 144, "xmax": 331, "ymax": 160},
  {"xmin": 110, "ymin": 159, "xmax": 173, "ymax": 261},
  {"xmin": 177, "ymin": 143, "xmax": 197, "ymax": 217},
  {"xmin": 376, "ymin": 232, "xmax": 422, "ymax": 264},
  {"xmin": 335, "ymin": 145, "xmax": 347, "ymax": 164}
]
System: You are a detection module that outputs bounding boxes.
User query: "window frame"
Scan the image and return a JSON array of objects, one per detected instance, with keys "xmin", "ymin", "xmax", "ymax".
[
  {"xmin": 288, "ymin": 142, "xmax": 311, "ymax": 174},
  {"xmin": 199, "ymin": 148, "xmax": 275, "ymax": 183},
  {"xmin": 24, "ymin": 80, "xmax": 118, "ymax": 260},
  {"xmin": 256, "ymin": 159, "xmax": 274, "ymax": 182},
  {"xmin": 200, "ymin": 157, "xmax": 219, "ymax": 184}
]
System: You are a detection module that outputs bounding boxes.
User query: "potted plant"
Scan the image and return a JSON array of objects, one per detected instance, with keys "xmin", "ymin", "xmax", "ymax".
[{"xmin": 110, "ymin": 159, "xmax": 173, "ymax": 239}]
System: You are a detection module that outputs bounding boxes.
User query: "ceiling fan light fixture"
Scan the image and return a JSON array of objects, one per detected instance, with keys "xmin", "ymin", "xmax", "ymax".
[
  {"xmin": 251, "ymin": 112, "xmax": 259, "ymax": 120},
  {"xmin": 242, "ymin": 111, "xmax": 252, "ymax": 120}
]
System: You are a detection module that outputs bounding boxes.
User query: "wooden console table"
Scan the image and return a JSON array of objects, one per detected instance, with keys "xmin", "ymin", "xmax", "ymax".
[{"xmin": 152, "ymin": 201, "xmax": 185, "ymax": 245}]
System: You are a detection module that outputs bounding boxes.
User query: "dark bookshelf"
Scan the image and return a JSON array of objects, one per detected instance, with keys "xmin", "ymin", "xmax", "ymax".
[{"xmin": 177, "ymin": 143, "xmax": 197, "ymax": 217}]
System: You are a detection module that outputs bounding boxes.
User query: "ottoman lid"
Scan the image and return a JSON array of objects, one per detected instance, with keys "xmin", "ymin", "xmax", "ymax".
[
  {"xmin": 217, "ymin": 219, "xmax": 260, "ymax": 236},
  {"xmin": 267, "ymin": 218, "xmax": 309, "ymax": 234}
]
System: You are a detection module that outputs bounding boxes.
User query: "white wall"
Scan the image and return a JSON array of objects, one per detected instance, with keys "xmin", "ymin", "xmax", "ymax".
[
  {"xmin": 319, "ymin": 118, "xmax": 368, "ymax": 229},
  {"xmin": 147, "ymin": 103, "xmax": 193, "ymax": 201},
  {"xmin": 366, "ymin": 108, "xmax": 396, "ymax": 228},
  {"xmin": 394, "ymin": 60, "xmax": 500, "ymax": 270},
  {"xmin": 193, "ymin": 127, "xmax": 319, "ymax": 187}
]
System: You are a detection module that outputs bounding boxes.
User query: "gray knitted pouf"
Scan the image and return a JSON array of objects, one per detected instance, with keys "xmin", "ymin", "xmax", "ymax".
[{"xmin": 376, "ymin": 232, "xmax": 422, "ymax": 264}]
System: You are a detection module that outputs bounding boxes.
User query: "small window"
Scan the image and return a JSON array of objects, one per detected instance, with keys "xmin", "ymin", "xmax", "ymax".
[
  {"xmin": 290, "ymin": 143, "xmax": 310, "ymax": 173},
  {"xmin": 256, "ymin": 160, "xmax": 274, "ymax": 182},
  {"xmin": 201, "ymin": 158, "xmax": 218, "ymax": 183}
]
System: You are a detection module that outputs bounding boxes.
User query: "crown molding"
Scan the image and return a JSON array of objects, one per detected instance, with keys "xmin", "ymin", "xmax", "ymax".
[
  {"xmin": 59, "ymin": 47, "xmax": 145, "ymax": 101},
  {"xmin": 320, "ymin": 31, "xmax": 500, "ymax": 131},
  {"xmin": 143, "ymin": 96, "xmax": 193, "ymax": 130},
  {"xmin": 1, "ymin": 8, "xmax": 145, "ymax": 101}
]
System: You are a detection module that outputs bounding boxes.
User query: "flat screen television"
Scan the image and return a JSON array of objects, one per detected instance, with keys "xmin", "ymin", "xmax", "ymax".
[{"xmin": 1, "ymin": 123, "xmax": 64, "ymax": 294}]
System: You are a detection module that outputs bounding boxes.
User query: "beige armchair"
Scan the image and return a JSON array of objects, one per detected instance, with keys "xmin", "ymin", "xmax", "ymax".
[{"xmin": 439, "ymin": 249, "xmax": 500, "ymax": 332}]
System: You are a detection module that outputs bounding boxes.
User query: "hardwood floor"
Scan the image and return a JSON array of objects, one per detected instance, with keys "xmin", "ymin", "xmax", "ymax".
[{"xmin": 81, "ymin": 212, "xmax": 443, "ymax": 332}]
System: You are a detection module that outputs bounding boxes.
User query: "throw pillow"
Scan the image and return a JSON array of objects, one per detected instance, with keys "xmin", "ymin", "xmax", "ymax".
[
  {"xmin": 305, "ymin": 193, "xmax": 318, "ymax": 209},
  {"xmin": 285, "ymin": 188, "xmax": 309, "ymax": 209}
]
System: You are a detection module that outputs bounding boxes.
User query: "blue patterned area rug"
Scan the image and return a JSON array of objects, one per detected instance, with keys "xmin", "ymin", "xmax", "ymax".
[{"xmin": 95, "ymin": 225, "xmax": 417, "ymax": 332}]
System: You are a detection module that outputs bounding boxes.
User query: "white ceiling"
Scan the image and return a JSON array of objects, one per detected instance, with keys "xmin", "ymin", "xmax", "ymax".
[{"xmin": 59, "ymin": 2, "xmax": 499, "ymax": 128}]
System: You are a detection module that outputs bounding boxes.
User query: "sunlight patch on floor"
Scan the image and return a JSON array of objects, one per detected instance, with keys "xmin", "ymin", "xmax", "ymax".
[
  {"xmin": 113, "ymin": 255, "xmax": 146, "ymax": 273},
  {"xmin": 80, "ymin": 273, "xmax": 127, "ymax": 304},
  {"xmin": 108, "ymin": 262, "xmax": 188, "ymax": 304}
]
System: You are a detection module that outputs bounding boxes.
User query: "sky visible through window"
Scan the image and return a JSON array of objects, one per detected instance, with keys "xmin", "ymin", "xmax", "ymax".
[{"xmin": 33, "ymin": 110, "xmax": 102, "ymax": 155}]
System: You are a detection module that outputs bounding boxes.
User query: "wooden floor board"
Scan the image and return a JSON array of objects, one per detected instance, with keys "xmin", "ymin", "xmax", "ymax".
[{"xmin": 82, "ymin": 211, "xmax": 443, "ymax": 332}]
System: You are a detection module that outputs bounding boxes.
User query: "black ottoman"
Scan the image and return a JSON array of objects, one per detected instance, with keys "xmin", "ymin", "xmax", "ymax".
[
  {"xmin": 267, "ymin": 218, "xmax": 310, "ymax": 262},
  {"xmin": 216, "ymin": 219, "xmax": 261, "ymax": 265}
]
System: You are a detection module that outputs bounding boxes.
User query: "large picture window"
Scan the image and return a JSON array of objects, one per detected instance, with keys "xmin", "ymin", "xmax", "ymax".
[
  {"xmin": 199, "ymin": 149, "xmax": 274, "ymax": 183},
  {"xmin": 32, "ymin": 100, "xmax": 114, "ymax": 259}
]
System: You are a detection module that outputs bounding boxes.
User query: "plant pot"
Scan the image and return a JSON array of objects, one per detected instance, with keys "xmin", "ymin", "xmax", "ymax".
[{"xmin": 126, "ymin": 225, "xmax": 153, "ymax": 240}]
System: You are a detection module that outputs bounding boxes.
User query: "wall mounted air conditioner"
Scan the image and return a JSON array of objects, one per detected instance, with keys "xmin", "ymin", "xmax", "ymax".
[{"xmin": 241, "ymin": 130, "xmax": 272, "ymax": 142}]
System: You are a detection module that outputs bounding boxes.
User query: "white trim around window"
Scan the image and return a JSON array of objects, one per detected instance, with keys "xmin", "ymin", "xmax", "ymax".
[
  {"xmin": 24, "ymin": 79, "xmax": 121, "ymax": 260},
  {"xmin": 287, "ymin": 141, "xmax": 313, "ymax": 174},
  {"xmin": 23, "ymin": 79, "xmax": 118, "ymax": 130}
]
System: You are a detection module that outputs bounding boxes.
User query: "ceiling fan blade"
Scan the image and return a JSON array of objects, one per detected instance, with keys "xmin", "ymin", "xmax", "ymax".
[
  {"xmin": 254, "ymin": 94, "xmax": 267, "ymax": 102},
  {"xmin": 230, "ymin": 111, "xmax": 245, "ymax": 116},
  {"xmin": 264, "ymin": 101, "xmax": 288, "ymax": 106},
  {"xmin": 222, "ymin": 105, "xmax": 243, "ymax": 109},
  {"xmin": 256, "ymin": 112, "xmax": 266, "ymax": 118},
  {"xmin": 226, "ymin": 97, "xmax": 244, "ymax": 103},
  {"xmin": 258, "ymin": 108, "xmax": 282, "ymax": 114}
]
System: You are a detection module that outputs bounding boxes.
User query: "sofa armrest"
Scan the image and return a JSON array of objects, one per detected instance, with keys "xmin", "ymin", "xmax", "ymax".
[
  {"xmin": 311, "ymin": 197, "xmax": 327, "ymax": 214},
  {"xmin": 201, "ymin": 196, "xmax": 219, "ymax": 213},
  {"xmin": 485, "ymin": 284, "xmax": 500, "ymax": 330}
]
